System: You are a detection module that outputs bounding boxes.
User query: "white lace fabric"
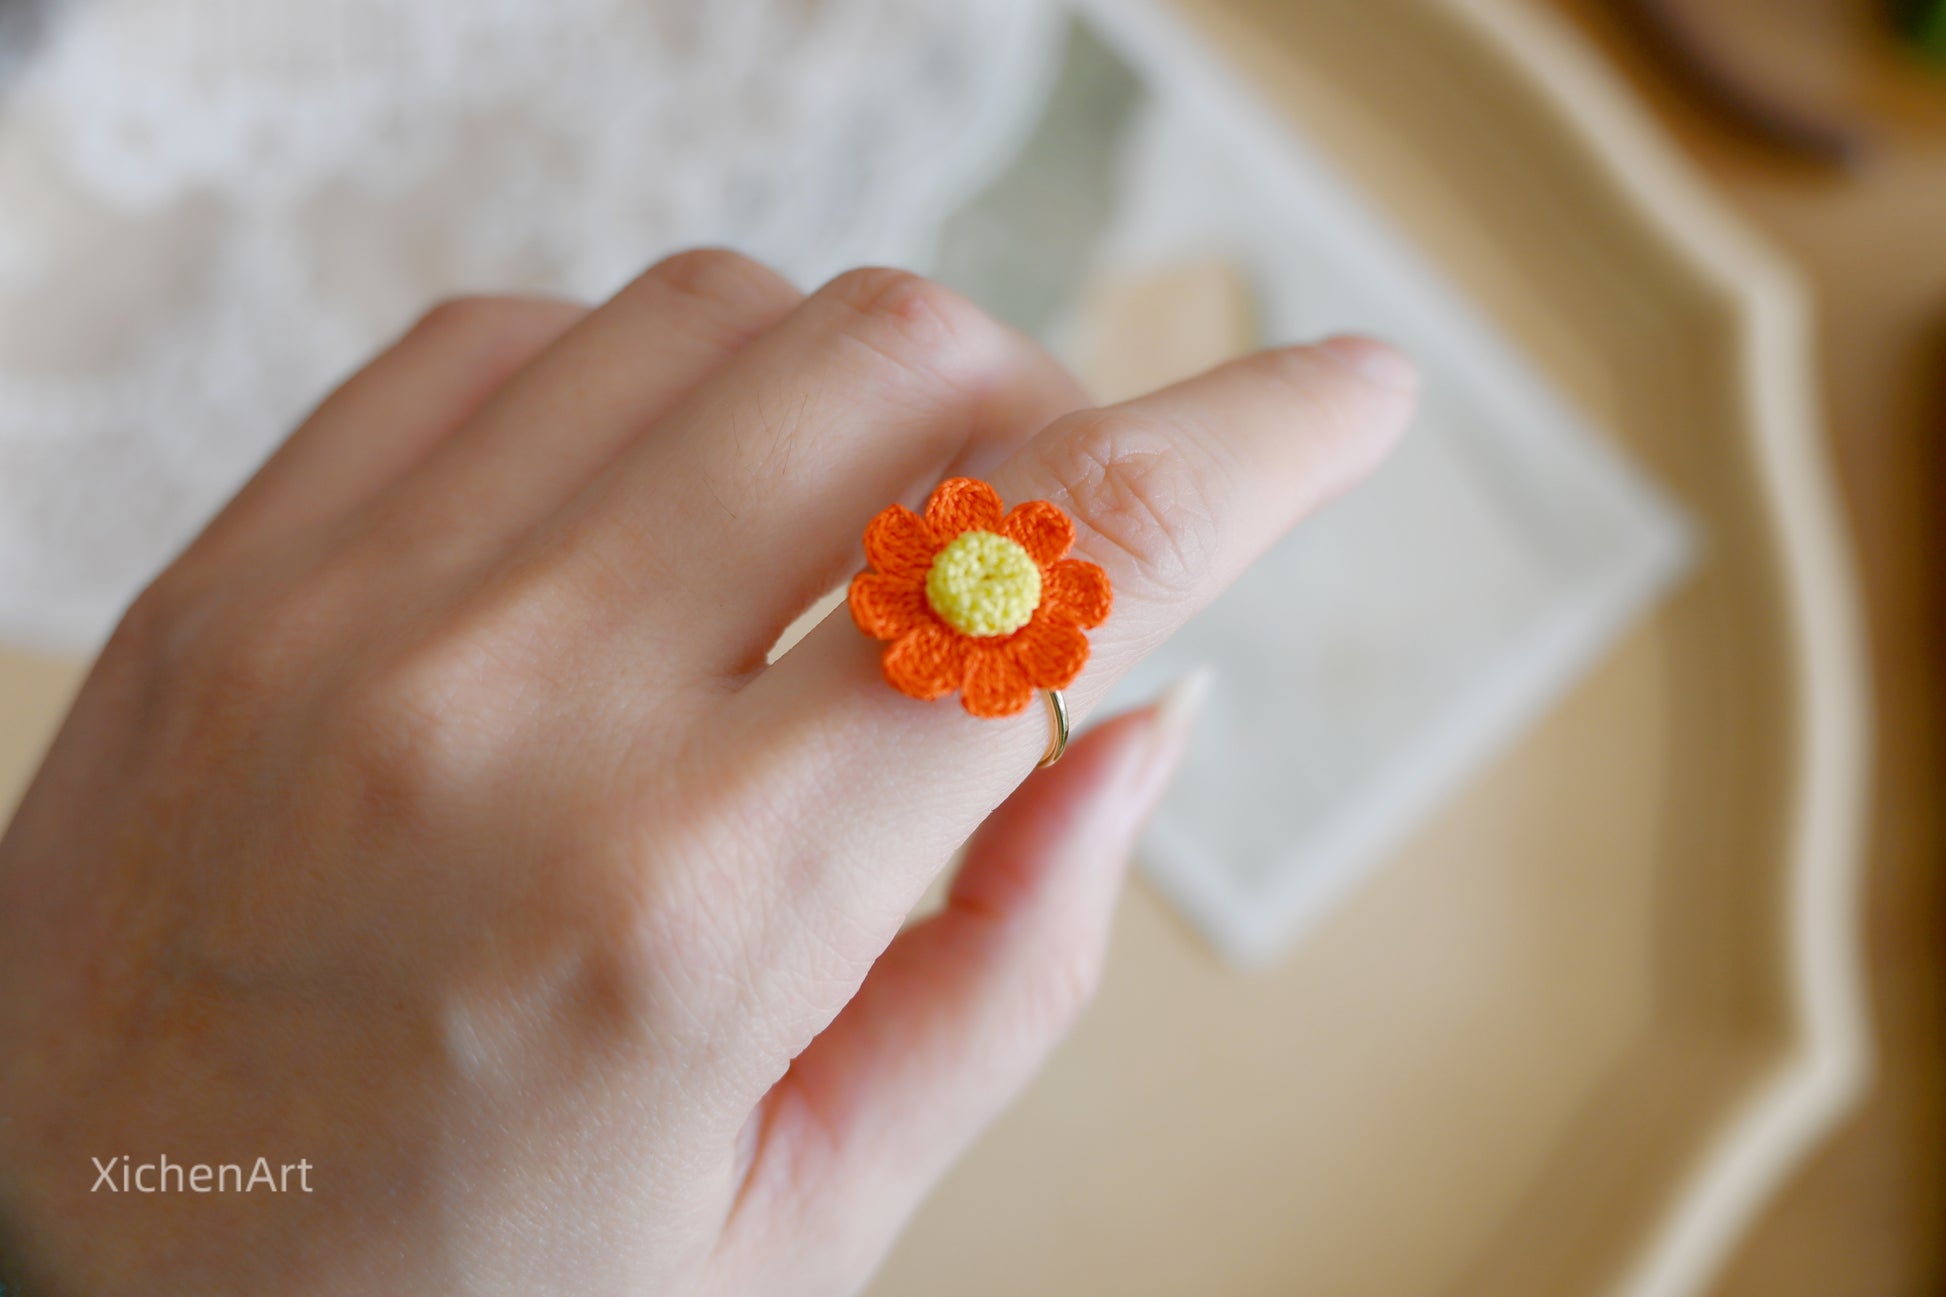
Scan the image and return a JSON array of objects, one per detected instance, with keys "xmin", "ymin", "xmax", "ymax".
[{"xmin": 0, "ymin": 0, "xmax": 1058, "ymax": 652}]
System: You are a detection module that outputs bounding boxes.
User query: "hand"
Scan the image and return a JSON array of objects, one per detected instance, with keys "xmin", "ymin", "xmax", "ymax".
[{"xmin": 0, "ymin": 253, "xmax": 1412, "ymax": 1295}]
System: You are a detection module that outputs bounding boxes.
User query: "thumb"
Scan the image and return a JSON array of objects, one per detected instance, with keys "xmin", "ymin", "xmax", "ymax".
[{"xmin": 719, "ymin": 670, "xmax": 1210, "ymax": 1293}]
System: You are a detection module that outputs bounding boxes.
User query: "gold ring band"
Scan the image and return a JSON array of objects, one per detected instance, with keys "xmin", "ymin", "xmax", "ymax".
[{"xmin": 1038, "ymin": 689, "xmax": 1070, "ymax": 768}]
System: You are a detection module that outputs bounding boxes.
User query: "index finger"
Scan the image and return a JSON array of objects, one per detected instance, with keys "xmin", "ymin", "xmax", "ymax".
[{"xmin": 724, "ymin": 337, "xmax": 1415, "ymax": 978}]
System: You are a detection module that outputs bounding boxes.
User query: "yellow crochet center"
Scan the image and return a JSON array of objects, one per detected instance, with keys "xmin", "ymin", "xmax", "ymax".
[{"xmin": 925, "ymin": 530, "xmax": 1043, "ymax": 637}]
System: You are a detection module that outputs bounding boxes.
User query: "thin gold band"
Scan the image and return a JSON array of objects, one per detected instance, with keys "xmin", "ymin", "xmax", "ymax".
[{"xmin": 1038, "ymin": 689, "xmax": 1070, "ymax": 768}]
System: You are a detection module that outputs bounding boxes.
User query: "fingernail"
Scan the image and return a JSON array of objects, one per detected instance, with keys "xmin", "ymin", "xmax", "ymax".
[
  {"xmin": 1317, "ymin": 334, "xmax": 1419, "ymax": 392},
  {"xmin": 1133, "ymin": 666, "xmax": 1213, "ymax": 804}
]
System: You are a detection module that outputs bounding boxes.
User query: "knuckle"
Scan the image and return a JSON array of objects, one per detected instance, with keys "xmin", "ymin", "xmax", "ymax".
[
  {"xmin": 207, "ymin": 580, "xmax": 342, "ymax": 697},
  {"xmin": 818, "ymin": 266, "xmax": 988, "ymax": 382},
  {"xmin": 641, "ymin": 247, "xmax": 795, "ymax": 315},
  {"xmin": 577, "ymin": 835, "xmax": 774, "ymax": 1046},
  {"xmin": 323, "ymin": 636, "xmax": 501, "ymax": 807},
  {"xmin": 824, "ymin": 265, "xmax": 939, "ymax": 316},
  {"xmin": 607, "ymin": 865, "xmax": 736, "ymax": 1004},
  {"xmin": 409, "ymin": 295, "xmax": 513, "ymax": 343},
  {"xmin": 548, "ymin": 885, "xmax": 681, "ymax": 1041},
  {"xmin": 1049, "ymin": 409, "xmax": 1225, "ymax": 596},
  {"xmin": 617, "ymin": 808, "xmax": 767, "ymax": 974},
  {"xmin": 407, "ymin": 294, "xmax": 580, "ymax": 367},
  {"xmin": 326, "ymin": 669, "xmax": 460, "ymax": 812}
]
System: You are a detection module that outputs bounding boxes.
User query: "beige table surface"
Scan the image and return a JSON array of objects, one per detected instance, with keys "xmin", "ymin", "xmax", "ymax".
[{"xmin": 1534, "ymin": 4, "xmax": 1946, "ymax": 1293}]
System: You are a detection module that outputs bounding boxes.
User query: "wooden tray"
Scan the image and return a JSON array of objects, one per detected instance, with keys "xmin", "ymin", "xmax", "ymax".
[
  {"xmin": 865, "ymin": 1, "xmax": 1871, "ymax": 1294},
  {"xmin": 0, "ymin": 0, "xmax": 1868, "ymax": 1293}
]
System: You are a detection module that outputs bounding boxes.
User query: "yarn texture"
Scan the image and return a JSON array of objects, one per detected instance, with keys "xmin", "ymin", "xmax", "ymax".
[
  {"xmin": 849, "ymin": 477, "xmax": 1111, "ymax": 717},
  {"xmin": 924, "ymin": 530, "xmax": 1042, "ymax": 637}
]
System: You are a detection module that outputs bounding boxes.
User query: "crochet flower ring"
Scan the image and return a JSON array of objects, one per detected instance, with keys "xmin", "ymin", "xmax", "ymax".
[{"xmin": 848, "ymin": 477, "xmax": 1112, "ymax": 722}]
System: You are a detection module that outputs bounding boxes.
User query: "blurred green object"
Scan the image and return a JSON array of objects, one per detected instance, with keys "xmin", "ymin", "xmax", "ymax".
[{"xmin": 1896, "ymin": 0, "xmax": 1946, "ymax": 61}]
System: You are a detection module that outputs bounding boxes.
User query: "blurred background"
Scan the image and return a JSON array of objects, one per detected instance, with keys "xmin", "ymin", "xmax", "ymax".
[
  {"xmin": 1536, "ymin": 7, "xmax": 1945, "ymax": 1295},
  {"xmin": 0, "ymin": 0, "xmax": 1939, "ymax": 1294}
]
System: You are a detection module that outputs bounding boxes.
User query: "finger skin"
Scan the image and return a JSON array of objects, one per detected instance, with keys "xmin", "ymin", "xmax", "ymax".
[
  {"xmin": 543, "ymin": 267, "xmax": 1089, "ymax": 675},
  {"xmin": 1002, "ymin": 335, "xmax": 1414, "ymax": 629},
  {"xmin": 358, "ymin": 248, "xmax": 804, "ymax": 577},
  {"xmin": 714, "ymin": 689, "xmax": 1198, "ymax": 1295},
  {"xmin": 186, "ymin": 295, "xmax": 587, "ymax": 570}
]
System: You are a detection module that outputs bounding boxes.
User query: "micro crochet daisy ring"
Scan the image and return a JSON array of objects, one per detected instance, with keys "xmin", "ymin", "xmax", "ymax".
[{"xmin": 848, "ymin": 477, "xmax": 1111, "ymax": 766}]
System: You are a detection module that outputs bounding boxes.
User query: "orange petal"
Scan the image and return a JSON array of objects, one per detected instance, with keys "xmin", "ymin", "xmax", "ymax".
[
  {"xmin": 1000, "ymin": 499, "xmax": 1073, "ymax": 567},
  {"xmin": 1040, "ymin": 558, "xmax": 1111, "ymax": 629},
  {"xmin": 849, "ymin": 572, "xmax": 929, "ymax": 641},
  {"xmin": 925, "ymin": 477, "xmax": 1003, "ymax": 538},
  {"xmin": 962, "ymin": 641, "xmax": 1037, "ymax": 717},
  {"xmin": 1012, "ymin": 617, "xmax": 1090, "ymax": 691},
  {"xmin": 883, "ymin": 622, "xmax": 969, "ymax": 702},
  {"xmin": 864, "ymin": 504, "xmax": 938, "ymax": 582}
]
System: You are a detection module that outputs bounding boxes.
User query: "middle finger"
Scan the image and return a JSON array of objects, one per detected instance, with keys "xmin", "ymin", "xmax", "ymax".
[{"xmin": 528, "ymin": 267, "xmax": 1089, "ymax": 677}]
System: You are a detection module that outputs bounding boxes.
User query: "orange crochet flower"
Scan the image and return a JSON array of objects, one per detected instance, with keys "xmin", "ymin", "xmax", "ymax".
[{"xmin": 849, "ymin": 477, "xmax": 1112, "ymax": 718}]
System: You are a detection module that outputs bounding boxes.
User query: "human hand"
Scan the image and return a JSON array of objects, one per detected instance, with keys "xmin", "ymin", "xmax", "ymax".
[{"xmin": 0, "ymin": 253, "xmax": 1413, "ymax": 1295}]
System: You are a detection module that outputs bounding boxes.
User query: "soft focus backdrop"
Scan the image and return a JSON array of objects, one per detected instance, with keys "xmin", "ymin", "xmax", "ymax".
[{"xmin": 1538, "ymin": 5, "xmax": 1945, "ymax": 1291}]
